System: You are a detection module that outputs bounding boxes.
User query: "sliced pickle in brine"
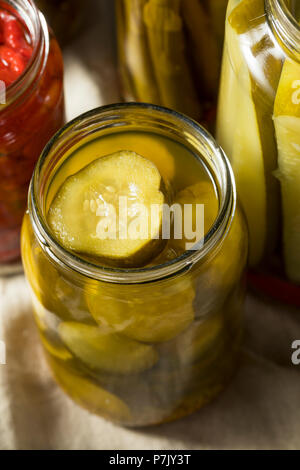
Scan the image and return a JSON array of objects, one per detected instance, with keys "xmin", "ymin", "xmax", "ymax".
[
  {"xmin": 169, "ymin": 181, "xmax": 219, "ymax": 253},
  {"xmin": 48, "ymin": 357, "xmax": 131, "ymax": 422},
  {"xmin": 48, "ymin": 151, "xmax": 166, "ymax": 267},
  {"xmin": 85, "ymin": 277, "xmax": 195, "ymax": 343},
  {"xmin": 40, "ymin": 330, "xmax": 73, "ymax": 361},
  {"xmin": 274, "ymin": 59, "xmax": 300, "ymax": 284},
  {"xmin": 21, "ymin": 215, "xmax": 90, "ymax": 322},
  {"xmin": 158, "ymin": 312, "xmax": 224, "ymax": 367},
  {"xmin": 192, "ymin": 211, "xmax": 247, "ymax": 318},
  {"xmin": 58, "ymin": 322, "xmax": 158, "ymax": 374}
]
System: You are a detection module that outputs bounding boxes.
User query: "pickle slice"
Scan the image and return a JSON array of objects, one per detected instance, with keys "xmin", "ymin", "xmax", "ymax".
[
  {"xmin": 48, "ymin": 357, "xmax": 131, "ymax": 422},
  {"xmin": 85, "ymin": 277, "xmax": 195, "ymax": 343},
  {"xmin": 48, "ymin": 151, "xmax": 165, "ymax": 267},
  {"xmin": 169, "ymin": 181, "xmax": 219, "ymax": 253},
  {"xmin": 40, "ymin": 331, "xmax": 73, "ymax": 361},
  {"xmin": 21, "ymin": 215, "xmax": 90, "ymax": 322},
  {"xmin": 274, "ymin": 59, "xmax": 300, "ymax": 283},
  {"xmin": 158, "ymin": 313, "xmax": 224, "ymax": 367},
  {"xmin": 58, "ymin": 322, "xmax": 158, "ymax": 374},
  {"xmin": 193, "ymin": 206, "xmax": 248, "ymax": 317}
]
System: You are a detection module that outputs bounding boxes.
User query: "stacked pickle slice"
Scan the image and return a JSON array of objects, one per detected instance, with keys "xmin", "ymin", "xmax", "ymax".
[{"xmin": 217, "ymin": 0, "xmax": 300, "ymax": 283}]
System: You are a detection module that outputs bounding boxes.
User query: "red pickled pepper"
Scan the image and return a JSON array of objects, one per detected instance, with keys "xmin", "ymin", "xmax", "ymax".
[{"xmin": 0, "ymin": 9, "xmax": 33, "ymax": 87}]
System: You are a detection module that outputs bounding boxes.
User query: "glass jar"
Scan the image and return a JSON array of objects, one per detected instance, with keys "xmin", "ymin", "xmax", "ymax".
[
  {"xmin": 0, "ymin": 0, "xmax": 64, "ymax": 274},
  {"xmin": 116, "ymin": 0, "xmax": 228, "ymax": 130},
  {"xmin": 217, "ymin": 0, "xmax": 300, "ymax": 304},
  {"xmin": 35, "ymin": 0, "xmax": 85, "ymax": 46},
  {"xmin": 21, "ymin": 103, "xmax": 247, "ymax": 427}
]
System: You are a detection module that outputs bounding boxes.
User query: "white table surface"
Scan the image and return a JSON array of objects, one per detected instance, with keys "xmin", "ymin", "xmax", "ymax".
[{"xmin": 0, "ymin": 0, "xmax": 300, "ymax": 450}]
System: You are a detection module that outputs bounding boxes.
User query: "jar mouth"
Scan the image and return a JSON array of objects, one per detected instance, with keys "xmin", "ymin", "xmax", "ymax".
[
  {"xmin": 30, "ymin": 103, "xmax": 236, "ymax": 284},
  {"xmin": 0, "ymin": 0, "xmax": 48, "ymax": 104},
  {"xmin": 266, "ymin": 0, "xmax": 300, "ymax": 60}
]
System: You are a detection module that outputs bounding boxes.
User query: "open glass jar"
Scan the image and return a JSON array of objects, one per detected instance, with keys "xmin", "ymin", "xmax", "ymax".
[
  {"xmin": 0, "ymin": 0, "xmax": 64, "ymax": 274},
  {"xmin": 217, "ymin": 0, "xmax": 300, "ymax": 304},
  {"xmin": 116, "ymin": 0, "xmax": 228, "ymax": 130},
  {"xmin": 21, "ymin": 103, "xmax": 247, "ymax": 427}
]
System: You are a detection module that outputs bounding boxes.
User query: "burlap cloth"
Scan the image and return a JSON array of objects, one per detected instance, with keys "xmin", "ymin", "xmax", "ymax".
[{"xmin": 0, "ymin": 0, "xmax": 299, "ymax": 450}]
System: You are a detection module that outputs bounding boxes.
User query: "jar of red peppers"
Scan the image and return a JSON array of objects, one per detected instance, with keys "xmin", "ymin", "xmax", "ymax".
[{"xmin": 0, "ymin": 0, "xmax": 64, "ymax": 274}]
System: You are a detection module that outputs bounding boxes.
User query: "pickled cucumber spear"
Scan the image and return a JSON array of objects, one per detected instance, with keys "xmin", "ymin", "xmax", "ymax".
[
  {"xmin": 219, "ymin": 0, "xmax": 281, "ymax": 265},
  {"xmin": 143, "ymin": 0, "xmax": 202, "ymax": 120},
  {"xmin": 182, "ymin": 0, "xmax": 220, "ymax": 98},
  {"xmin": 203, "ymin": 0, "xmax": 228, "ymax": 55},
  {"xmin": 122, "ymin": 0, "xmax": 160, "ymax": 102},
  {"xmin": 218, "ymin": 8, "xmax": 266, "ymax": 265},
  {"xmin": 274, "ymin": 59, "xmax": 300, "ymax": 283}
]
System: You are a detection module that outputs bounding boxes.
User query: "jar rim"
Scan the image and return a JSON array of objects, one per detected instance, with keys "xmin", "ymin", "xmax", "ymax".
[
  {"xmin": 29, "ymin": 103, "xmax": 236, "ymax": 284},
  {"xmin": 0, "ymin": 0, "xmax": 49, "ymax": 105},
  {"xmin": 266, "ymin": 0, "xmax": 300, "ymax": 60}
]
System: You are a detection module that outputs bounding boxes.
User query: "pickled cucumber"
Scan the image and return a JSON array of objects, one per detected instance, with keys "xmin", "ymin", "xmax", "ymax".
[
  {"xmin": 158, "ymin": 313, "xmax": 224, "ymax": 366},
  {"xmin": 40, "ymin": 331, "xmax": 73, "ymax": 361},
  {"xmin": 182, "ymin": 0, "xmax": 220, "ymax": 98},
  {"xmin": 59, "ymin": 322, "xmax": 159, "ymax": 374},
  {"xmin": 218, "ymin": 13, "xmax": 266, "ymax": 265},
  {"xmin": 143, "ymin": 0, "xmax": 202, "ymax": 120},
  {"xmin": 218, "ymin": 0, "xmax": 281, "ymax": 265},
  {"xmin": 122, "ymin": 0, "xmax": 160, "ymax": 102},
  {"xmin": 274, "ymin": 59, "xmax": 300, "ymax": 283},
  {"xmin": 205, "ymin": 0, "xmax": 228, "ymax": 47},
  {"xmin": 47, "ymin": 151, "xmax": 166, "ymax": 267},
  {"xmin": 169, "ymin": 181, "xmax": 219, "ymax": 253},
  {"xmin": 193, "ymin": 209, "xmax": 247, "ymax": 317},
  {"xmin": 48, "ymin": 357, "xmax": 131, "ymax": 422},
  {"xmin": 85, "ymin": 277, "xmax": 195, "ymax": 343},
  {"xmin": 22, "ymin": 215, "xmax": 90, "ymax": 322}
]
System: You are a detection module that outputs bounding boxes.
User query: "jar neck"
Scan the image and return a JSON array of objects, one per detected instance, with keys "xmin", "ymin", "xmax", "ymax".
[
  {"xmin": 30, "ymin": 104, "xmax": 236, "ymax": 284},
  {"xmin": 1, "ymin": 0, "xmax": 49, "ymax": 107},
  {"xmin": 266, "ymin": 0, "xmax": 300, "ymax": 61}
]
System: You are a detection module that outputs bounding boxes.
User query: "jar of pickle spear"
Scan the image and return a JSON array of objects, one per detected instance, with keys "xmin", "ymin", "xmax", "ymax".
[
  {"xmin": 21, "ymin": 104, "xmax": 247, "ymax": 426},
  {"xmin": 116, "ymin": 0, "xmax": 228, "ymax": 130},
  {"xmin": 217, "ymin": 0, "xmax": 300, "ymax": 303}
]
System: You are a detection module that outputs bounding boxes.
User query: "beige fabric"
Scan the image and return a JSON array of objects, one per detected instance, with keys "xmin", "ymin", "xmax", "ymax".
[
  {"xmin": 0, "ymin": 0, "xmax": 300, "ymax": 450},
  {"xmin": 1, "ymin": 276, "xmax": 300, "ymax": 450}
]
